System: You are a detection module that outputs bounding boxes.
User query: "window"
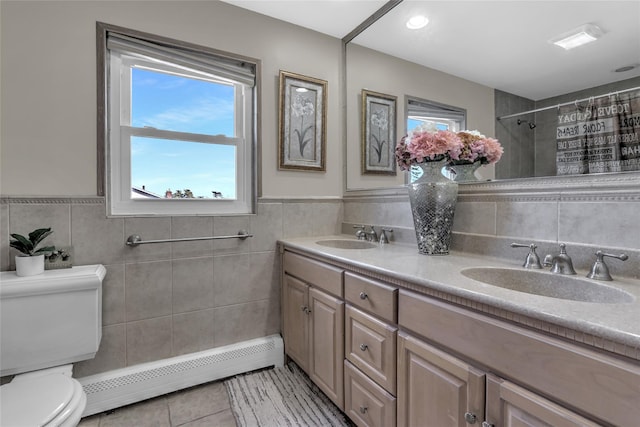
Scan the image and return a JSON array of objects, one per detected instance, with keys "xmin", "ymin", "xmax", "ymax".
[
  {"xmin": 98, "ymin": 24, "xmax": 258, "ymax": 215},
  {"xmin": 406, "ymin": 96, "xmax": 466, "ymax": 182}
]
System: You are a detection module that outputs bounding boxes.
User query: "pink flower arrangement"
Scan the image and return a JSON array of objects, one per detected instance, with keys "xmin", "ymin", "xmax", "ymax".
[
  {"xmin": 454, "ymin": 130, "xmax": 503, "ymax": 165},
  {"xmin": 395, "ymin": 129, "xmax": 463, "ymax": 171},
  {"xmin": 396, "ymin": 127, "xmax": 503, "ymax": 171}
]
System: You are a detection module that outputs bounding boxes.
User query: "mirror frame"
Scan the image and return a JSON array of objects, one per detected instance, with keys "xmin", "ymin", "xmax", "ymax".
[{"xmin": 341, "ymin": 1, "xmax": 640, "ymax": 200}]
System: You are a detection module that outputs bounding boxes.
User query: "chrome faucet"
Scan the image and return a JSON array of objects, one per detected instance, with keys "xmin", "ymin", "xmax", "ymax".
[
  {"xmin": 353, "ymin": 225, "xmax": 367, "ymax": 240},
  {"xmin": 510, "ymin": 243, "xmax": 542, "ymax": 269},
  {"xmin": 379, "ymin": 228, "xmax": 393, "ymax": 244},
  {"xmin": 365, "ymin": 226, "xmax": 378, "ymax": 242},
  {"xmin": 543, "ymin": 243, "xmax": 576, "ymax": 275},
  {"xmin": 587, "ymin": 250, "xmax": 628, "ymax": 281}
]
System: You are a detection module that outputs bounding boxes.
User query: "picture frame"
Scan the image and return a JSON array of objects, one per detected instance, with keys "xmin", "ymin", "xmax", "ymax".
[
  {"xmin": 361, "ymin": 89, "xmax": 397, "ymax": 175},
  {"xmin": 278, "ymin": 70, "xmax": 327, "ymax": 171}
]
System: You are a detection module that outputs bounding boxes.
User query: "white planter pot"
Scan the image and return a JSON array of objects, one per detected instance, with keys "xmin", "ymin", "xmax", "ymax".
[{"xmin": 15, "ymin": 254, "xmax": 45, "ymax": 277}]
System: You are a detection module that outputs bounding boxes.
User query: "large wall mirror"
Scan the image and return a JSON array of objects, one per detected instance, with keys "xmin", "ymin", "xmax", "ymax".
[{"xmin": 345, "ymin": 1, "xmax": 640, "ymax": 194}]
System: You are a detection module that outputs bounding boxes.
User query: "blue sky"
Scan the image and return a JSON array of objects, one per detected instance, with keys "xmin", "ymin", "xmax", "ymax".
[{"xmin": 130, "ymin": 68, "xmax": 237, "ymax": 199}]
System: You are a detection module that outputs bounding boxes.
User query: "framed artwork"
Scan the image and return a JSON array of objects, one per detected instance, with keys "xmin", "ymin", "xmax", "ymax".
[
  {"xmin": 361, "ymin": 89, "xmax": 397, "ymax": 175},
  {"xmin": 278, "ymin": 70, "xmax": 327, "ymax": 171}
]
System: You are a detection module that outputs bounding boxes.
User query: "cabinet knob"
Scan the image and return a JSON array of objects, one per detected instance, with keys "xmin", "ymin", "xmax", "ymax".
[
  {"xmin": 359, "ymin": 292, "xmax": 368, "ymax": 300},
  {"xmin": 300, "ymin": 306, "xmax": 311, "ymax": 314},
  {"xmin": 464, "ymin": 412, "xmax": 477, "ymax": 424},
  {"xmin": 481, "ymin": 422, "xmax": 494, "ymax": 427},
  {"xmin": 359, "ymin": 343, "xmax": 368, "ymax": 351},
  {"xmin": 359, "ymin": 406, "xmax": 368, "ymax": 414}
]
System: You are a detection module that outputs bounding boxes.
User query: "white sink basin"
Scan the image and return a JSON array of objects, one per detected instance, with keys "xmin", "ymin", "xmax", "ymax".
[
  {"xmin": 315, "ymin": 239, "xmax": 377, "ymax": 249},
  {"xmin": 461, "ymin": 267, "xmax": 634, "ymax": 303}
]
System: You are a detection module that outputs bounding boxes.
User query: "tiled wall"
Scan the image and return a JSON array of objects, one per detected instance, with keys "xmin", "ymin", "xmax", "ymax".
[
  {"xmin": 0, "ymin": 197, "xmax": 343, "ymax": 378},
  {"xmin": 343, "ymin": 190, "xmax": 640, "ymax": 280}
]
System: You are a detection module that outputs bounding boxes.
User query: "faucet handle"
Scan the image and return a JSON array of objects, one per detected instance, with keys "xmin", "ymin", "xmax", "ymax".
[
  {"xmin": 353, "ymin": 225, "xmax": 366, "ymax": 240},
  {"xmin": 510, "ymin": 243, "xmax": 542, "ymax": 269},
  {"xmin": 587, "ymin": 250, "xmax": 629, "ymax": 281},
  {"xmin": 379, "ymin": 228, "xmax": 393, "ymax": 244}
]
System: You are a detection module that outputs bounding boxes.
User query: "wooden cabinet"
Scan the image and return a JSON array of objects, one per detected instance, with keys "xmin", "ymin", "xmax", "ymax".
[
  {"xmin": 282, "ymin": 251, "xmax": 345, "ymax": 410},
  {"xmin": 308, "ymin": 286, "xmax": 344, "ymax": 408},
  {"xmin": 485, "ymin": 375, "xmax": 600, "ymax": 427},
  {"xmin": 281, "ymin": 247, "xmax": 639, "ymax": 427},
  {"xmin": 397, "ymin": 331, "xmax": 485, "ymax": 427},
  {"xmin": 344, "ymin": 360, "xmax": 396, "ymax": 427}
]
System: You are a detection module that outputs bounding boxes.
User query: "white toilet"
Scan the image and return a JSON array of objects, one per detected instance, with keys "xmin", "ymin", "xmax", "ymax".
[{"xmin": 0, "ymin": 264, "xmax": 105, "ymax": 427}]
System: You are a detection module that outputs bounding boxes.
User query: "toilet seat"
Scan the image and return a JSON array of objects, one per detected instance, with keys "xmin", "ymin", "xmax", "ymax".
[{"xmin": 0, "ymin": 374, "xmax": 87, "ymax": 427}]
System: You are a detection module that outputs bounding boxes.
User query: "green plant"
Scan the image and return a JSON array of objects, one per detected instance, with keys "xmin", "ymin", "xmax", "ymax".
[{"xmin": 9, "ymin": 227, "xmax": 55, "ymax": 256}]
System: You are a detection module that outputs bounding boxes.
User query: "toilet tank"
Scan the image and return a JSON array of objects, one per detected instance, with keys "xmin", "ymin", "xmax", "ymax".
[{"xmin": 0, "ymin": 265, "xmax": 105, "ymax": 376}]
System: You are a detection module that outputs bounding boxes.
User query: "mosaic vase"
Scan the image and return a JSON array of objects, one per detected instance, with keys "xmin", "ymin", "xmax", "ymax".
[
  {"xmin": 447, "ymin": 161, "xmax": 482, "ymax": 182},
  {"xmin": 407, "ymin": 160, "xmax": 458, "ymax": 255}
]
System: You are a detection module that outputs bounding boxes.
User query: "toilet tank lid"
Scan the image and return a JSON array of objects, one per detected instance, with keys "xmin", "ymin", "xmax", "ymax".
[{"xmin": 0, "ymin": 264, "xmax": 106, "ymax": 298}]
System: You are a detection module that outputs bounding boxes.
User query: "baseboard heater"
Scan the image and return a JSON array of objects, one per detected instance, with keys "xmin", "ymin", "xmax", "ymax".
[{"xmin": 78, "ymin": 334, "xmax": 284, "ymax": 417}]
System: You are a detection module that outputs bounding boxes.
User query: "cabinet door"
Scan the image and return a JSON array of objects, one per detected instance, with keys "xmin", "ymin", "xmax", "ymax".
[
  {"xmin": 309, "ymin": 286, "xmax": 345, "ymax": 410},
  {"xmin": 283, "ymin": 274, "xmax": 309, "ymax": 371},
  {"xmin": 485, "ymin": 375, "xmax": 601, "ymax": 427},
  {"xmin": 397, "ymin": 331, "xmax": 485, "ymax": 427}
]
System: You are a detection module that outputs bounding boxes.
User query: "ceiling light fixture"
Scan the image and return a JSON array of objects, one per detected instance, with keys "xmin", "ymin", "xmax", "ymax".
[
  {"xmin": 550, "ymin": 23, "xmax": 604, "ymax": 50},
  {"xmin": 406, "ymin": 15, "xmax": 429, "ymax": 30}
]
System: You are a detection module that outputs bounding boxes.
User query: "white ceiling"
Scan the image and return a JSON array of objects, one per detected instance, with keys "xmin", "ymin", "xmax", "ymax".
[{"xmin": 223, "ymin": 0, "xmax": 640, "ymax": 100}]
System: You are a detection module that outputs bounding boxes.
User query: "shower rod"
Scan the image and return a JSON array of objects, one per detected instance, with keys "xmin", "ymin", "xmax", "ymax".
[
  {"xmin": 126, "ymin": 230, "xmax": 253, "ymax": 247},
  {"xmin": 496, "ymin": 85, "xmax": 640, "ymax": 121}
]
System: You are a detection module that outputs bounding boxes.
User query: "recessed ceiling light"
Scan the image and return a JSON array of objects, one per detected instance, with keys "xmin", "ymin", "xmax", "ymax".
[
  {"xmin": 549, "ymin": 23, "xmax": 603, "ymax": 50},
  {"xmin": 406, "ymin": 15, "xmax": 429, "ymax": 30}
]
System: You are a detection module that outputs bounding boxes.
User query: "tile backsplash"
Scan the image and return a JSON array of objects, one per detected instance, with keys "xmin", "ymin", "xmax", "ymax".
[{"xmin": 0, "ymin": 197, "xmax": 342, "ymax": 378}]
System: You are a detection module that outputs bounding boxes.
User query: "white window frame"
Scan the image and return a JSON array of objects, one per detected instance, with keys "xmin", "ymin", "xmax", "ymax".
[{"xmin": 100, "ymin": 25, "xmax": 257, "ymax": 216}]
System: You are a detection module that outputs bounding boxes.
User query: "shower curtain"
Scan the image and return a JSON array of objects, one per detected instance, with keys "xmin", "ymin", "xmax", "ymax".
[{"xmin": 556, "ymin": 89, "xmax": 640, "ymax": 175}]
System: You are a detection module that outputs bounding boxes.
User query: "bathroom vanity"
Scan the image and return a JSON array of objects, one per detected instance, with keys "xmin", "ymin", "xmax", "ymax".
[{"xmin": 280, "ymin": 237, "xmax": 640, "ymax": 427}]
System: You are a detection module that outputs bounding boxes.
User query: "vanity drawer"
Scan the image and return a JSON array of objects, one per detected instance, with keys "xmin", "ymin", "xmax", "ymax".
[
  {"xmin": 283, "ymin": 251, "xmax": 344, "ymax": 297},
  {"xmin": 345, "ymin": 305, "xmax": 397, "ymax": 394},
  {"xmin": 345, "ymin": 272, "xmax": 397, "ymax": 322},
  {"xmin": 344, "ymin": 360, "xmax": 396, "ymax": 427}
]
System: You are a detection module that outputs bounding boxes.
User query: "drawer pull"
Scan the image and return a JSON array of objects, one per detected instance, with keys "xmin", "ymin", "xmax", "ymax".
[
  {"xmin": 359, "ymin": 406, "xmax": 368, "ymax": 414},
  {"xmin": 464, "ymin": 412, "xmax": 477, "ymax": 424},
  {"xmin": 359, "ymin": 343, "xmax": 368, "ymax": 351},
  {"xmin": 300, "ymin": 306, "xmax": 311, "ymax": 314},
  {"xmin": 359, "ymin": 292, "xmax": 368, "ymax": 300}
]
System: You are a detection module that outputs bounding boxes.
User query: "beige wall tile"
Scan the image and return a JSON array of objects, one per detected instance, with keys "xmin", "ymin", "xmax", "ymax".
[
  {"xmin": 283, "ymin": 201, "xmax": 342, "ymax": 237},
  {"xmin": 73, "ymin": 324, "xmax": 126, "ymax": 377},
  {"xmin": 559, "ymin": 202, "xmax": 640, "ymax": 250},
  {"xmin": 213, "ymin": 299, "xmax": 280, "ymax": 347},
  {"xmin": 172, "ymin": 309, "xmax": 215, "ymax": 356},
  {"xmin": 126, "ymin": 316, "xmax": 173, "ymax": 366},
  {"xmin": 124, "ymin": 217, "xmax": 171, "ymax": 262},
  {"xmin": 213, "ymin": 253, "xmax": 251, "ymax": 306},
  {"xmin": 249, "ymin": 251, "xmax": 280, "ymax": 302},
  {"xmin": 453, "ymin": 201, "xmax": 496, "ymax": 235},
  {"xmin": 125, "ymin": 261, "xmax": 172, "ymax": 322},
  {"xmin": 71, "ymin": 203, "xmax": 125, "ymax": 265},
  {"xmin": 213, "ymin": 216, "xmax": 251, "ymax": 254},
  {"xmin": 172, "ymin": 257, "xmax": 214, "ymax": 313},
  {"xmin": 103, "ymin": 264, "xmax": 125, "ymax": 326},
  {"xmin": 496, "ymin": 201, "xmax": 558, "ymax": 241},
  {"xmin": 171, "ymin": 216, "xmax": 213, "ymax": 259},
  {"xmin": 250, "ymin": 202, "xmax": 283, "ymax": 252}
]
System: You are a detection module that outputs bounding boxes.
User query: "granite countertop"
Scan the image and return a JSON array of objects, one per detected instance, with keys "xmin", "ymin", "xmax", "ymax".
[{"xmin": 280, "ymin": 235, "xmax": 640, "ymax": 359}]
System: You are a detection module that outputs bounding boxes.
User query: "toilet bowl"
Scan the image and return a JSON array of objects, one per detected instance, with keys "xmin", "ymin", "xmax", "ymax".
[
  {"xmin": 1, "ymin": 367, "xmax": 87, "ymax": 427},
  {"xmin": 0, "ymin": 265, "xmax": 105, "ymax": 427}
]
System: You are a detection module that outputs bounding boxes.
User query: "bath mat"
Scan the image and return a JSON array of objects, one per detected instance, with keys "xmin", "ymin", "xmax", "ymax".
[{"xmin": 224, "ymin": 362, "xmax": 353, "ymax": 426}]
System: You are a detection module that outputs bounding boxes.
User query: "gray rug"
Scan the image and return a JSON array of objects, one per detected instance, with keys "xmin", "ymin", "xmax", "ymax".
[{"xmin": 224, "ymin": 363, "xmax": 352, "ymax": 426}]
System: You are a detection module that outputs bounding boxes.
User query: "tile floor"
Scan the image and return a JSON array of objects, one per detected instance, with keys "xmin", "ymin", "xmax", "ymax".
[{"xmin": 77, "ymin": 380, "xmax": 236, "ymax": 427}]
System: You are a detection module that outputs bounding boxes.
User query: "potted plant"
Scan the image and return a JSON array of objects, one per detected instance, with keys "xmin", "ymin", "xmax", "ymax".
[{"xmin": 10, "ymin": 227, "xmax": 55, "ymax": 277}]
